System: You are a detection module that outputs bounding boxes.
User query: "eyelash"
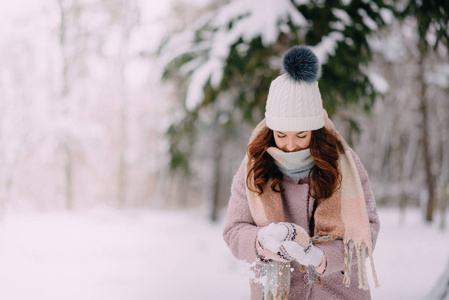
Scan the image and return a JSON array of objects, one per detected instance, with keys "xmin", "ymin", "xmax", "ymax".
[{"xmin": 277, "ymin": 135, "xmax": 306, "ymax": 139}]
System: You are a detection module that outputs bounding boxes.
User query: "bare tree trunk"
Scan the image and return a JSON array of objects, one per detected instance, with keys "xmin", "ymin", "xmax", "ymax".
[
  {"xmin": 0, "ymin": 167, "xmax": 16, "ymax": 221},
  {"xmin": 418, "ymin": 45, "xmax": 436, "ymax": 222},
  {"xmin": 117, "ymin": 101, "xmax": 127, "ymax": 208},
  {"xmin": 177, "ymin": 176, "xmax": 189, "ymax": 207},
  {"xmin": 438, "ymin": 117, "xmax": 449, "ymax": 230},
  {"xmin": 441, "ymin": 189, "xmax": 449, "ymax": 231},
  {"xmin": 116, "ymin": 0, "xmax": 139, "ymax": 208},
  {"xmin": 58, "ymin": 0, "xmax": 73, "ymax": 210},
  {"xmin": 154, "ymin": 169, "xmax": 172, "ymax": 208},
  {"xmin": 211, "ymin": 128, "xmax": 224, "ymax": 222},
  {"xmin": 58, "ymin": 0, "xmax": 69, "ymax": 97},
  {"xmin": 399, "ymin": 165, "xmax": 407, "ymax": 225},
  {"xmin": 64, "ymin": 142, "xmax": 73, "ymax": 210}
]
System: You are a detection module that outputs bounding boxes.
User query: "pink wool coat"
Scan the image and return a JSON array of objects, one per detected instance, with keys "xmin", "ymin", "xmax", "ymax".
[{"xmin": 223, "ymin": 149, "xmax": 380, "ymax": 300}]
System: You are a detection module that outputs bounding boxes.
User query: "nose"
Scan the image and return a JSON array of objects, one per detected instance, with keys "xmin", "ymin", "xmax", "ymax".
[{"xmin": 285, "ymin": 140, "xmax": 297, "ymax": 152}]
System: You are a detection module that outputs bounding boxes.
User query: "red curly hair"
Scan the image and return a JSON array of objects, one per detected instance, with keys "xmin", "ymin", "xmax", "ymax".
[{"xmin": 246, "ymin": 126, "xmax": 343, "ymax": 199}]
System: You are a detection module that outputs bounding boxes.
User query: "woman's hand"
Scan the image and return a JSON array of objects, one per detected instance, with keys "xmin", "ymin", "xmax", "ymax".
[
  {"xmin": 257, "ymin": 223, "xmax": 290, "ymax": 253},
  {"xmin": 255, "ymin": 236, "xmax": 291, "ymax": 262},
  {"xmin": 257, "ymin": 222, "xmax": 313, "ymax": 252},
  {"xmin": 256, "ymin": 222, "xmax": 323, "ymax": 265},
  {"xmin": 279, "ymin": 241, "xmax": 324, "ymax": 267}
]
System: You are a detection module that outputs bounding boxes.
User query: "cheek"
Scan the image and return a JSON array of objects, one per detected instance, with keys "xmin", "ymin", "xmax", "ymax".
[
  {"xmin": 299, "ymin": 136, "xmax": 312, "ymax": 148},
  {"xmin": 274, "ymin": 136, "xmax": 284, "ymax": 148}
]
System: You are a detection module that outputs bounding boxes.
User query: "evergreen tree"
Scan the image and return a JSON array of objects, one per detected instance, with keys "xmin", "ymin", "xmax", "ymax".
[
  {"xmin": 159, "ymin": 0, "xmax": 393, "ymax": 218},
  {"xmin": 399, "ymin": 0, "xmax": 449, "ymax": 222}
]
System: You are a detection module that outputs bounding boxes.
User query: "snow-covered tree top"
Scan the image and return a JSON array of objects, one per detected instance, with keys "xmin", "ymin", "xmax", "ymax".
[
  {"xmin": 161, "ymin": 0, "xmax": 309, "ymax": 110},
  {"xmin": 161, "ymin": 0, "xmax": 394, "ymax": 111}
]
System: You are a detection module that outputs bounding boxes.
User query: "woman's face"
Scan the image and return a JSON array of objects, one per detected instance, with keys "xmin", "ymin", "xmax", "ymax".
[{"xmin": 273, "ymin": 130, "xmax": 312, "ymax": 152}]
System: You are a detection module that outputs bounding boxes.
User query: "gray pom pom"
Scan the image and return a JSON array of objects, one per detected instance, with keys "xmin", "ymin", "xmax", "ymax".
[{"xmin": 282, "ymin": 46, "xmax": 319, "ymax": 83}]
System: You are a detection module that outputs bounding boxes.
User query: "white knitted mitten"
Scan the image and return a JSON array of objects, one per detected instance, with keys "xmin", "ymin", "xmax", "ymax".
[
  {"xmin": 279, "ymin": 241, "xmax": 323, "ymax": 267},
  {"xmin": 257, "ymin": 222, "xmax": 313, "ymax": 253}
]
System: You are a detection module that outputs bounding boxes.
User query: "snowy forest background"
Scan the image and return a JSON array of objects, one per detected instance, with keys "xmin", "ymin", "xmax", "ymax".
[{"xmin": 1, "ymin": 0, "xmax": 449, "ymax": 299}]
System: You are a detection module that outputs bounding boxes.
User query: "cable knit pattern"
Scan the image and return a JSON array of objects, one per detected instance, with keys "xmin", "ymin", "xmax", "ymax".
[
  {"xmin": 222, "ymin": 148, "xmax": 380, "ymax": 300},
  {"xmin": 265, "ymin": 74, "xmax": 324, "ymax": 131},
  {"xmin": 268, "ymin": 75, "xmax": 323, "ymax": 118}
]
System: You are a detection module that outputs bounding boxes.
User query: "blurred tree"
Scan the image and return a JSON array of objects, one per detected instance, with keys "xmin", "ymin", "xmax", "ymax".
[
  {"xmin": 114, "ymin": 0, "xmax": 140, "ymax": 208},
  {"xmin": 57, "ymin": 0, "xmax": 76, "ymax": 210},
  {"xmin": 399, "ymin": 0, "xmax": 449, "ymax": 222},
  {"xmin": 55, "ymin": 0, "xmax": 143, "ymax": 209},
  {"xmin": 159, "ymin": 0, "xmax": 393, "ymax": 221}
]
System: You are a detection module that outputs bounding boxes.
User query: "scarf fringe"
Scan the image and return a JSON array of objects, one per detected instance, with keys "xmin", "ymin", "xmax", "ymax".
[
  {"xmin": 343, "ymin": 239, "xmax": 380, "ymax": 290},
  {"xmin": 368, "ymin": 243, "xmax": 380, "ymax": 288}
]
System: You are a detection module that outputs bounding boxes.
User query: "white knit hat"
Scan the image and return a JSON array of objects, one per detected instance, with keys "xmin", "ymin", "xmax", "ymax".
[{"xmin": 265, "ymin": 46, "xmax": 324, "ymax": 132}]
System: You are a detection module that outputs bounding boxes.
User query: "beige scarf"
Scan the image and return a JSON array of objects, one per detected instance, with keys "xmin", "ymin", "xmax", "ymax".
[{"xmin": 245, "ymin": 118, "xmax": 379, "ymax": 295}]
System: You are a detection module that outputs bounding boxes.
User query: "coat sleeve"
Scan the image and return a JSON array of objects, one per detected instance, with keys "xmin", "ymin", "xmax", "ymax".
[
  {"xmin": 222, "ymin": 157, "xmax": 261, "ymax": 263},
  {"xmin": 317, "ymin": 148, "xmax": 380, "ymax": 276}
]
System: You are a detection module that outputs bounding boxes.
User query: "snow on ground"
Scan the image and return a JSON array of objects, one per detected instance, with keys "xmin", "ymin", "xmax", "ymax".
[{"xmin": 0, "ymin": 206, "xmax": 447, "ymax": 300}]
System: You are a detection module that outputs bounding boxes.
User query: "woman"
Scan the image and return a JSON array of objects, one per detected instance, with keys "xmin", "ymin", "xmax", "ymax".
[{"xmin": 223, "ymin": 46, "xmax": 380, "ymax": 300}]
